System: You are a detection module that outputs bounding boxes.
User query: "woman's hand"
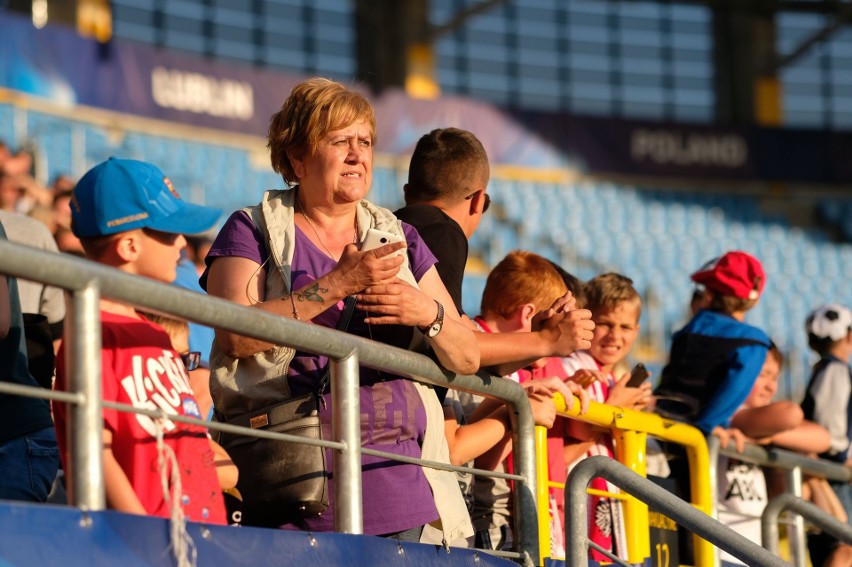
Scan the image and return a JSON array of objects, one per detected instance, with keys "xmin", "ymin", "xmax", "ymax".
[
  {"xmin": 207, "ymin": 242, "xmax": 405, "ymax": 358},
  {"xmin": 355, "ymin": 278, "xmax": 438, "ymax": 327},
  {"xmin": 329, "ymin": 242, "xmax": 407, "ymax": 295}
]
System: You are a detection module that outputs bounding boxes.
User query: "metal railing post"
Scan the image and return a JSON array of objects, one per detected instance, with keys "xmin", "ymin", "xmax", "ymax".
[
  {"xmin": 785, "ymin": 466, "xmax": 807, "ymax": 567},
  {"xmin": 510, "ymin": 393, "xmax": 540, "ymax": 566},
  {"xmin": 331, "ymin": 350, "xmax": 362, "ymax": 534},
  {"xmin": 67, "ymin": 282, "xmax": 105, "ymax": 511},
  {"xmin": 534, "ymin": 425, "xmax": 551, "ymax": 561}
]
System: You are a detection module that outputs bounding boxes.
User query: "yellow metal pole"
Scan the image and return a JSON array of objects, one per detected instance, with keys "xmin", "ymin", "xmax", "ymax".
[
  {"xmin": 615, "ymin": 428, "xmax": 650, "ymax": 563},
  {"xmin": 555, "ymin": 394, "xmax": 714, "ymax": 567},
  {"xmin": 535, "ymin": 425, "xmax": 552, "ymax": 564}
]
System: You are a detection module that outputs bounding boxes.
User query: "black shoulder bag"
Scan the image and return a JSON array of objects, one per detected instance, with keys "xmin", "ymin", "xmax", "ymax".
[{"xmin": 219, "ymin": 296, "xmax": 357, "ymax": 528}]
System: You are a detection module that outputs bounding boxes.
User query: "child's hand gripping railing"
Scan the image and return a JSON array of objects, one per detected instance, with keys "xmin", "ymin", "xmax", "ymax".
[{"xmin": 535, "ymin": 393, "xmax": 714, "ymax": 567}]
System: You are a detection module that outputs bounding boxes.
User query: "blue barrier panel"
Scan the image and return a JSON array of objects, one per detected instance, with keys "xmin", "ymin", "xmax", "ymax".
[{"xmin": 0, "ymin": 501, "xmax": 515, "ymax": 567}]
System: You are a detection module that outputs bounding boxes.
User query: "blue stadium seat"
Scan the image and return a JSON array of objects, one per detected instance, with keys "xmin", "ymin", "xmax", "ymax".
[{"xmin": 8, "ymin": 105, "xmax": 851, "ymax": 403}]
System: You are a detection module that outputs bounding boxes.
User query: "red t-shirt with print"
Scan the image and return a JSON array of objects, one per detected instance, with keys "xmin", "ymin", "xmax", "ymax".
[{"xmin": 55, "ymin": 311, "xmax": 226, "ymax": 525}]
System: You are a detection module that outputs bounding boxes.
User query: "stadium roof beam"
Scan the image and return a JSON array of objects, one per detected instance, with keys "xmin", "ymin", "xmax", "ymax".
[
  {"xmin": 674, "ymin": 0, "xmax": 851, "ymax": 124},
  {"xmin": 426, "ymin": 0, "xmax": 507, "ymax": 42},
  {"xmin": 355, "ymin": 0, "xmax": 505, "ymax": 99},
  {"xmin": 767, "ymin": 2, "xmax": 852, "ymax": 73}
]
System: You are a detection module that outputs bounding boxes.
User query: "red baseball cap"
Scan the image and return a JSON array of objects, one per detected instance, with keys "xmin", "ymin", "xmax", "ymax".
[{"xmin": 691, "ymin": 251, "xmax": 765, "ymax": 300}]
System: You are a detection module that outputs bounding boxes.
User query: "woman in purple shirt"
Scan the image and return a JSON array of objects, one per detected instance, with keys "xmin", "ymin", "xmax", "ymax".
[{"xmin": 203, "ymin": 78, "xmax": 478, "ymax": 538}]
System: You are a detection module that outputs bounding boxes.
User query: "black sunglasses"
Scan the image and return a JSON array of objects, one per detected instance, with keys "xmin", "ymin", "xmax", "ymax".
[
  {"xmin": 180, "ymin": 351, "xmax": 201, "ymax": 371},
  {"xmin": 465, "ymin": 191, "xmax": 491, "ymax": 214}
]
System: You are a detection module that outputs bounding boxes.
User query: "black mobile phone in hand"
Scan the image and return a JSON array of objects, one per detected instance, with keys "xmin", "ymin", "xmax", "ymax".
[{"xmin": 626, "ymin": 363, "xmax": 649, "ymax": 388}]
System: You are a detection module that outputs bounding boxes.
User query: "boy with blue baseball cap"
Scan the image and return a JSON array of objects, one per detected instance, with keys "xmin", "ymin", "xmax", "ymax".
[
  {"xmin": 70, "ymin": 157, "xmax": 221, "ymax": 239},
  {"xmin": 53, "ymin": 157, "xmax": 227, "ymax": 524}
]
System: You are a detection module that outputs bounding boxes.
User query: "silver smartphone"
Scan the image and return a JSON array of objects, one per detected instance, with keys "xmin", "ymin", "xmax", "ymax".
[
  {"xmin": 361, "ymin": 228, "xmax": 404, "ymax": 255},
  {"xmin": 361, "ymin": 228, "xmax": 416, "ymax": 286}
]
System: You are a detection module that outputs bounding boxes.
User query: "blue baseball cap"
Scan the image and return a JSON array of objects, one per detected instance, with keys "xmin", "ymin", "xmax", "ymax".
[{"xmin": 71, "ymin": 157, "xmax": 221, "ymax": 238}]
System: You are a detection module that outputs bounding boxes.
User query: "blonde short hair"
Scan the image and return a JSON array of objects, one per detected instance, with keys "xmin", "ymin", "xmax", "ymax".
[
  {"xmin": 708, "ymin": 292, "xmax": 757, "ymax": 315},
  {"xmin": 267, "ymin": 78, "xmax": 376, "ymax": 184},
  {"xmin": 583, "ymin": 273, "xmax": 642, "ymax": 318}
]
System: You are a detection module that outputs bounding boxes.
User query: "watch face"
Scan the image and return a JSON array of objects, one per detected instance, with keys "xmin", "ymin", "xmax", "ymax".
[{"xmin": 426, "ymin": 301, "xmax": 444, "ymax": 338}]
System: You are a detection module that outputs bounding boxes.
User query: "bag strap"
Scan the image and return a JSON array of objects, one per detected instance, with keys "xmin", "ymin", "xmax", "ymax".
[{"xmin": 317, "ymin": 295, "xmax": 357, "ymax": 397}]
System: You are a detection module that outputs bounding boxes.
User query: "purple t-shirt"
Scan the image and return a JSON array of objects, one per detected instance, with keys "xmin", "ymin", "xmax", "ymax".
[{"xmin": 204, "ymin": 209, "xmax": 440, "ymax": 534}]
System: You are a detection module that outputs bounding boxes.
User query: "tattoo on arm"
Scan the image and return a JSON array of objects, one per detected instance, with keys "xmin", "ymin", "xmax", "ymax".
[{"xmin": 296, "ymin": 282, "xmax": 328, "ymax": 303}]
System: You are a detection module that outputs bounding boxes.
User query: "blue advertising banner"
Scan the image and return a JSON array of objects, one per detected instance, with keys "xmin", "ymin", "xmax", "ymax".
[
  {"xmin": 2, "ymin": 11, "xmax": 851, "ymax": 182},
  {"xmin": 0, "ymin": 11, "xmax": 566, "ymax": 168},
  {"xmin": 511, "ymin": 109, "xmax": 852, "ymax": 184},
  {"xmin": 0, "ymin": 12, "xmax": 301, "ymax": 137}
]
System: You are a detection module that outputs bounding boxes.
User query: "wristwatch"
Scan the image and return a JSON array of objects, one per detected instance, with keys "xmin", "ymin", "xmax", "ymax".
[{"xmin": 423, "ymin": 300, "xmax": 444, "ymax": 338}]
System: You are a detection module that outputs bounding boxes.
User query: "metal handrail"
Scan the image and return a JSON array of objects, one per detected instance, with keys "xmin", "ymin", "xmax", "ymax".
[
  {"xmin": 550, "ymin": 399, "xmax": 852, "ymax": 567},
  {"xmin": 762, "ymin": 494, "xmax": 852, "ymax": 554},
  {"xmin": 712, "ymin": 437, "xmax": 852, "ymax": 483},
  {"xmin": 566, "ymin": 456, "xmax": 789, "ymax": 567},
  {"xmin": 0, "ymin": 238, "xmax": 541, "ymax": 565},
  {"xmin": 710, "ymin": 435, "xmax": 852, "ymax": 567}
]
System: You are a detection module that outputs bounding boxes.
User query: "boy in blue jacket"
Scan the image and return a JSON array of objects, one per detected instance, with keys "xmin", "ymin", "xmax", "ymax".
[
  {"xmin": 655, "ymin": 250, "xmax": 772, "ymax": 440},
  {"xmin": 653, "ymin": 251, "xmax": 771, "ymax": 564}
]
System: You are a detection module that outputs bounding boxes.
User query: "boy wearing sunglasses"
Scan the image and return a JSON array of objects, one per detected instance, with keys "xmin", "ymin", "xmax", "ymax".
[
  {"xmin": 52, "ymin": 158, "xmax": 227, "ymax": 525},
  {"xmin": 396, "ymin": 128, "xmax": 594, "ymax": 383}
]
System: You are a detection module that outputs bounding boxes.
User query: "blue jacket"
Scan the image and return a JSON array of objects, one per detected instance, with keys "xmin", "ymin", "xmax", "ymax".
[{"xmin": 654, "ymin": 309, "xmax": 771, "ymax": 434}]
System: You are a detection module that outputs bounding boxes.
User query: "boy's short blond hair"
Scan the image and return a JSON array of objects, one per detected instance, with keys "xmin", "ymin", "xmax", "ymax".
[
  {"xmin": 139, "ymin": 312, "xmax": 190, "ymax": 353},
  {"xmin": 707, "ymin": 293, "xmax": 758, "ymax": 315},
  {"xmin": 583, "ymin": 273, "xmax": 642, "ymax": 319},
  {"xmin": 74, "ymin": 225, "xmax": 120, "ymax": 260},
  {"xmin": 481, "ymin": 250, "xmax": 567, "ymax": 319}
]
